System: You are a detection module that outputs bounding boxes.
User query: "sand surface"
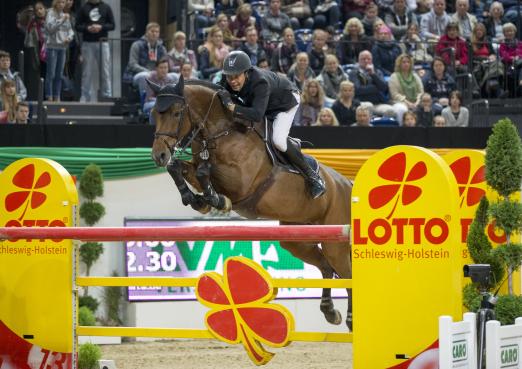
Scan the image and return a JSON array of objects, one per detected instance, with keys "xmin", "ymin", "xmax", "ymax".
[{"xmin": 100, "ymin": 340, "xmax": 353, "ymax": 369}]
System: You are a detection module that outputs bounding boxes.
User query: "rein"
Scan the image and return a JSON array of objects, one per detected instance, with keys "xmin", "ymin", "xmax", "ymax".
[{"xmin": 154, "ymin": 91, "xmax": 229, "ymax": 160}]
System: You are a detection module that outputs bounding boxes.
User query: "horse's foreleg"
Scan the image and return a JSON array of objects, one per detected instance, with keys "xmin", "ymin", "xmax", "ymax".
[
  {"xmin": 279, "ymin": 241, "xmax": 342, "ymax": 326},
  {"xmin": 195, "ymin": 161, "xmax": 232, "ymax": 212},
  {"xmin": 166, "ymin": 160, "xmax": 210, "ymax": 214}
]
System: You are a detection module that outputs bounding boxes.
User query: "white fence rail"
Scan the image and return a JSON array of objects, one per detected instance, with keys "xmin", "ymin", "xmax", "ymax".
[
  {"xmin": 486, "ymin": 317, "xmax": 522, "ymax": 369},
  {"xmin": 439, "ymin": 313, "xmax": 477, "ymax": 369}
]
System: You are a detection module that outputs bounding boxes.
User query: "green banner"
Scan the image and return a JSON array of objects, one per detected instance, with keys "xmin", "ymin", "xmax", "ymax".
[{"xmin": 0, "ymin": 147, "xmax": 192, "ymax": 179}]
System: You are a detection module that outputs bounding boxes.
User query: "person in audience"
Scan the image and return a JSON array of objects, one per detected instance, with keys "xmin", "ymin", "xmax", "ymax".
[
  {"xmin": 76, "ymin": 0, "xmax": 115, "ymax": 102},
  {"xmin": 441, "ymin": 90, "xmax": 469, "ymax": 126},
  {"xmin": 287, "ymin": 52, "xmax": 315, "ymax": 91},
  {"xmin": 362, "ymin": 3, "xmax": 383, "ymax": 37},
  {"xmin": 313, "ymin": 107, "xmax": 340, "ymax": 126},
  {"xmin": 0, "ymin": 50, "xmax": 27, "ymax": 102},
  {"xmin": 499, "ymin": 22, "xmax": 522, "ymax": 95},
  {"xmin": 433, "ymin": 114, "xmax": 446, "ymax": 126},
  {"xmin": 422, "ymin": 56, "xmax": 456, "ymax": 109},
  {"xmin": 0, "ymin": 80, "xmax": 19, "ymax": 123},
  {"xmin": 332, "ymin": 80, "xmax": 360, "ymax": 125},
  {"xmin": 230, "ymin": 3, "xmax": 257, "ymax": 40},
  {"xmin": 484, "ymin": 2, "xmax": 505, "ymax": 43},
  {"xmin": 281, "ymin": 0, "xmax": 314, "ymax": 29},
  {"xmin": 351, "ymin": 105, "xmax": 373, "ymax": 126},
  {"xmin": 294, "ymin": 79, "xmax": 325, "ymax": 126},
  {"xmin": 341, "ymin": 0, "xmax": 372, "ymax": 21},
  {"xmin": 420, "ymin": 0, "xmax": 451, "ymax": 42},
  {"xmin": 314, "ymin": 0, "xmax": 342, "ymax": 30},
  {"xmin": 401, "ymin": 23, "xmax": 433, "ymax": 66},
  {"xmin": 385, "ymin": 0, "xmax": 418, "ymax": 40},
  {"xmin": 261, "ymin": 0, "xmax": 292, "ymax": 42},
  {"xmin": 24, "ymin": 1, "xmax": 47, "ymax": 99},
  {"xmin": 389, "ymin": 53, "xmax": 424, "ymax": 125},
  {"xmin": 415, "ymin": 92, "xmax": 437, "ymax": 126},
  {"xmin": 416, "ymin": 0, "xmax": 433, "ymax": 18},
  {"xmin": 469, "ymin": 0, "xmax": 491, "ymax": 22},
  {"xmin": 168, "ymin": 31, "xmax": 198, "ymax": 74},
  {"xmin": 451, "ymin": 0, "xmax": 478, "ymax": 40},
  {"xmin": 317, "ymin": 54, "xmax": 349, "ymax": 101},
  {"xmin": 216, "ymin": 0, "xmax": 242, "ymax": 16},
  {"xmin": 257, "ymin": 58, "xmax": 270, "ymax": 69},
  {"xmin": 337, "ymin": 17, "xmax": 372, "ymax": 65},
  {"xmin": 371, "ymin": 25, "xmax": 403, "ymax": 77},
  {"xmin": 216, "ymin": 13, "xmax": 236, "ymax": 45},
  {"xmin": 435, "ymin": 22, "xmax": 469, "ymax": 72},
  {"xmin": 180, "ymin": 62, "xmax": 198, "ymax": 80},
  {"xmin": 238, "ymin": 26, "xmax": 267, "ymax": 68},
  {"xmin": 471, "ymin": 22, "xmax": 505, "ymax": 97},
  {"xmin": 125, "ymin": 22, "xmax": 168, "ymax": 97},
  {"xmin": 45, "ymin": 0, "xmax": 75, "ymax": 102},
  {"xmin": 349, "ymin": 50, "xmax": 395, "ymax": 118},
  {"xmin": 402, "ymin": 111, "xmax": 418, "ymax": 126},
  {"xmin": 14, "ymin": 102, "xmax": 31, "ymax": 124},
  {"xmin": 189, "ymin": 0, "xmax": 215, "ymax": 37},
  {"xmin": 271, "ymin": 27, "xmax": 297, "ymax": 74},
  {"xmin": 308, "ymin": 30, "xmax": 328, "ymax": 76},
  {"xmin": 63, "ymin": 0, "xmax": 81, "ymax": 100},
  {"xmin": 143, "ymin": 57, "xmax": 178, "ymax": 117},
  {"xmin": 198, "ymin": 26, "xmax": 231, "ymax": 80}
]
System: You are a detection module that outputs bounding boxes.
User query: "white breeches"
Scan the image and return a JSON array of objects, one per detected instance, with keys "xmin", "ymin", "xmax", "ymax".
[{"xmin": 272, "ymin": 92, "xmax": 301, "ymax": 152}]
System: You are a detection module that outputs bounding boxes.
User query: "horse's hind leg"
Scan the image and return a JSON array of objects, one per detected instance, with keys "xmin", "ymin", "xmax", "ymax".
[
  {"xmin": 195, "ymin": 161, "xmax": 232, "ymax": 212},
  {"xmin": 279, "ymin": 240, "xmax": 342, "ymax": 325},
  {"xmin": 166, "ymin": 160, "xmax": 210, "ymax": 214},
  {"xmin": 321, "ymin": 241, "xmax": 353, "ymax": 331}
]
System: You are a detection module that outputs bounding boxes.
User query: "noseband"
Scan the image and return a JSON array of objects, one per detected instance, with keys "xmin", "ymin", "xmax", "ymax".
[{"xmin": 154, "ymin": 91, "xmax": 219, "ymax": 158}]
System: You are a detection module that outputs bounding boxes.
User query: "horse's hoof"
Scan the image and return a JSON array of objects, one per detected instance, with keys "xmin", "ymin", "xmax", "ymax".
[
  {"xmin": 197, "ymin": 204, "xmax": 211, "ymax": 214},
  {"xmin": 328, "ymin": 309, "xmax": 342, "ymax": 325},
  {"xmin": 220, "ymin": 196, "xmax": 232, "ymax": 213},
  {"xmin": 181, "ymin": 194, "xmax": 194, "ymax": 207},
  {"xmin": 321, "ymin": 305, "xmax": 342, "ymax": 325},
  {"xmin": 193, "ymin": 195, "xmax": 211, "ymax": 214}
]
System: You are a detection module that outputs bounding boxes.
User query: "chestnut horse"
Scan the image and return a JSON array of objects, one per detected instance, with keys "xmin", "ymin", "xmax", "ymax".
[{"xmin": 149, "ymin": 76, "xmax": 353, "ymax": 329}]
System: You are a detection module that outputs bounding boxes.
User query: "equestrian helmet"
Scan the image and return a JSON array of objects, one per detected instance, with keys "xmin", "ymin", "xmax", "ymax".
[{"xmin": 222, "ymin": 51, "xmax": 252, "ymax": 75}]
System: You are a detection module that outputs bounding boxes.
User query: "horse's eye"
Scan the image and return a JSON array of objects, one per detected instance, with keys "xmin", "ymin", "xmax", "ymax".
[{"xmin": 173, "ymin": 111, "xmax": 181, "ymax": 118}]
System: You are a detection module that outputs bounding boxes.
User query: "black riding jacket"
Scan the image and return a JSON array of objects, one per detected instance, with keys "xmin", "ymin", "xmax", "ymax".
[{"xmin": 219, "ymin": 67, "xmax": 298, "ymax": 122}]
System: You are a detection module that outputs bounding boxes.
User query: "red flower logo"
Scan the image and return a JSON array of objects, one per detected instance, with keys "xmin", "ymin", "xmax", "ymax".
[
  {"xmin": 449, "ymin": 157, "xmax": 485, "ymax": 207},
  {"xmin": 196, "ymin": 257, "xmax": 294, "ymax": 365},
  {"xmin": 5, "ymin": 164, "xmax": 51, "ymax": 220},
  {"xmin": 369, "ymin": 152, "xmax": 427, "ymax": 219}
]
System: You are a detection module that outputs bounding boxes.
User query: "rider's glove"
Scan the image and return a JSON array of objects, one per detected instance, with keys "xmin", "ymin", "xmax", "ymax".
[{"xmin": 217, "ymin": 90, "xmax": 234, "ymax": 109}]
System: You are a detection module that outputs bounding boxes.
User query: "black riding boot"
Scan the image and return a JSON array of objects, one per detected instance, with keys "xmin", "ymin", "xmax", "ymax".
[{"xmin": 285, "ymin": 138, "xmax": 326, "ymax": 199}]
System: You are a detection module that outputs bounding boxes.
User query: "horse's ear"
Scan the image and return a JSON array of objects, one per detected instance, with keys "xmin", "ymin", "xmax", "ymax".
[
  {"xmin": 146, "ymin": 79, "xmax": 161, "ymax": 94},
  {"xmin": 174, "ymin": 74, "xmax": 184, "ymax": 96}
]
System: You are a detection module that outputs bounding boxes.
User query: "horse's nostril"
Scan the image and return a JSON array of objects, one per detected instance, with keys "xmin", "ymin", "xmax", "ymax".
[{"xmin": 160, "ymin": 152, "xmax": 167, "ymax": 163}]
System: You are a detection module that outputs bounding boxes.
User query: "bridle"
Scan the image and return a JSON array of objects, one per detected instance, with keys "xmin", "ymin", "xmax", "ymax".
[{"xmin": 154, "ymin": 91, "xmax": 221, "ymax": 160}]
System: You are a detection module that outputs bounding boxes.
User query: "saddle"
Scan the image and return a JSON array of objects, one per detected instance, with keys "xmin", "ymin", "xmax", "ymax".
[{"xmin": 263, "ymin": 117, "xmax": 320, "ymax": 176}]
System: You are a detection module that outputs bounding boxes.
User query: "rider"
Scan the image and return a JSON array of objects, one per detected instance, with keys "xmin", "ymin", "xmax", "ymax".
[{"xmin": 217, "ymin": 50, "xmax": 326, "ymax": 199}]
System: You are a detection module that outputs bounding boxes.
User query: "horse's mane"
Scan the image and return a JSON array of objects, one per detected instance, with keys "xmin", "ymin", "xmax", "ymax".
[{"xmin": 184, "ymin": 79, "xmax": 224, "ymax": 92}]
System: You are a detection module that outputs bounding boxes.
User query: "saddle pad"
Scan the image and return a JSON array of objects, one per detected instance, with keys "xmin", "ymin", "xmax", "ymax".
[{"xmin": 264, "ymin": 118, "xmax": 320, "ymax": 175}]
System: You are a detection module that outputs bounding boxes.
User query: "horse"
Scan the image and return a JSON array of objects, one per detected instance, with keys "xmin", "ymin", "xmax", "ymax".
[{"xmin": 149, "ymin": 75, "xmax": 353, "ymax": 329}]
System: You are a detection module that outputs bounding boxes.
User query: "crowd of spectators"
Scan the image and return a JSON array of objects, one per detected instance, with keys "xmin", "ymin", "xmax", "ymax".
[{"xmin": 3, "ymin": 0, "xmax": 522, "ymax": 126}]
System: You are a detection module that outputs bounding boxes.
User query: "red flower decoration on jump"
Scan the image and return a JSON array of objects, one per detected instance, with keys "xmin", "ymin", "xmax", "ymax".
[
  {"xmin": 449, "ymin": 157, "xmax": 485, "ymax": 207},
  {"xmin": 369, "ymin": 152, "xmax": 427, "ymax": 219},
  {"xmin": 196, "ymin": 257, "xmax": 294, "ymax": 366},
  {"xmin": 5, "ymin": 164, "xmax": 51, "ymax": 220}
]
